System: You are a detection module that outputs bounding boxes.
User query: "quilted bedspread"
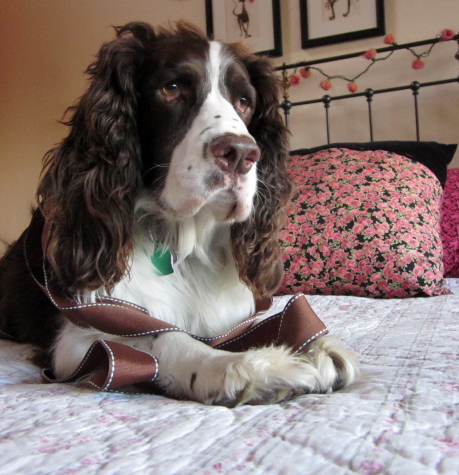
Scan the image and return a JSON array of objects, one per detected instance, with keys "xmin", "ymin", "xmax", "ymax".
[{"xmin": 1, "ymin": 279, "xmax": 458, "ymax": 475}]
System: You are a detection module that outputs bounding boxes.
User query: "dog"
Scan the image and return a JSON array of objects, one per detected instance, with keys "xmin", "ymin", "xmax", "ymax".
[{"xmin": 0, "ymin": 22, "xmax": 358, "ymax": 405}]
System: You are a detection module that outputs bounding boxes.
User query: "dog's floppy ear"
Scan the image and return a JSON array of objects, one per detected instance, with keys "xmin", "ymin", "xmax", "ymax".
[
  {"xmin": 231, "ymin": 53, "xmax": 291, "ymax": 297},
  {"xmin": 38, "ymin": 23, "xmax": 155, "ymax": 291}
]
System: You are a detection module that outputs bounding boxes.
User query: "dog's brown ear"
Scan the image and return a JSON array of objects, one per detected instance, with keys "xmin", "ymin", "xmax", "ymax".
[
  {"xmin": 231, "ymin": 53, "xmax": 291, "ymax": 297},
  {"xmin": 38, "ymin": 24, "xmax": 155, "ymax": 291}
]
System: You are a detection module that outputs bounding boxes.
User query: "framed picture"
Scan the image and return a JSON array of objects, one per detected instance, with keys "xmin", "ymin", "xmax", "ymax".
[
  {"xmin": 206, "ymin": 0, "xmax": 282, "ymax": 57},
  {"xmin": 300, "ymin": 0, "xmax": 385, "ymax": 49}
]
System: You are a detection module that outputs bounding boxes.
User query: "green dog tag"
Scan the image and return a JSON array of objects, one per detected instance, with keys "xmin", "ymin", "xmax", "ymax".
[{"xmin": 151, "ymin": 249, "xmax": 174, "ymax": 276}]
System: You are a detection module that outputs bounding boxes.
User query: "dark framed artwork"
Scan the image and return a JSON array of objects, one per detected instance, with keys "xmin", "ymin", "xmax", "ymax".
[
  {"xmin": 300, "ymin": 0, "xmax": 385, "ymax": 48},
  {"xmin": 206, "ymin": 0, "xmax": 282, "ymax": 57}
]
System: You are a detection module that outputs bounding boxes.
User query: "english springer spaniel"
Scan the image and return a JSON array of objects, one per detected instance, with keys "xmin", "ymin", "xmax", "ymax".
[{"xmin": 0, "ymin": 22, "xmax": 357, "ymax": 405}]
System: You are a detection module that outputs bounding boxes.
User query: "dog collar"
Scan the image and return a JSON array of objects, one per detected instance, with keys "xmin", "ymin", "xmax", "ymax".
[{"xmin": 151, "ymin": 249, "xmax": 175, "ymax": 276}]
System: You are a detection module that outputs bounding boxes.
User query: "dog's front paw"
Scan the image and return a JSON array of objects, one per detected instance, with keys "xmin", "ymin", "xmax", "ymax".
[
  {"xmin": 154, "ymin": 335, "xmax": 358, "ymax": 406},
  {"xmin": 195, "ymin": 346, "xmax": 324, "ymax": 406},
  {"xmin": 299, "ymin": 336, "xmax": 359, "ymax": 393}
]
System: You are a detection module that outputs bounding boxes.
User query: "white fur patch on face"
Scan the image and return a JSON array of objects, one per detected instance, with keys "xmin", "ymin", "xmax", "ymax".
[{"xmin": 161, "ymin": 41, "xmax": 258, "ymax": 222}]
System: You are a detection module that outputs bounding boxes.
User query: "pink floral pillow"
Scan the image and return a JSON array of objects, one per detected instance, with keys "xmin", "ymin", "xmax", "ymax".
[
  {"xmin": 278, "ymin": 148, "xmax": 449, "ymax": 298},
  {"xmin": 441, "ymin": 168, "xmax": 459, "ymax": 277}
]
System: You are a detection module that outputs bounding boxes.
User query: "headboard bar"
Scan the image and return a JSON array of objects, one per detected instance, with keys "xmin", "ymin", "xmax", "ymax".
[
  {"xmin": 289, "ymin": 77, "xmax": 459, "ymax": 107},
  {"xmin": 277, "ymin": 34, "xmax": 459, "ymax": 141},
  {"xmin": 365, "ymin": 89, "xmax": 375, "ymax": 142},
  {"xmin": 412, "ymin": 82, "xmax": 421, "ymax": 141},
  {"xmin": 275, "ymin": 35, "xmax": 459, "ymax": 72},
  {"xmin": 290, "ymin": 76, "xmax": 459, "ymax": 143}
]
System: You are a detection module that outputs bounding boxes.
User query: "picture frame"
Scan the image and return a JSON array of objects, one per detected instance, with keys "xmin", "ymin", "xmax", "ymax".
[
  {"xmin": 205, "ymin": 0, "xmax": 282, "ymax": 57},
  {"xmin": 300, "ymin": 0, "xmax": 385, "ymax": 49}
]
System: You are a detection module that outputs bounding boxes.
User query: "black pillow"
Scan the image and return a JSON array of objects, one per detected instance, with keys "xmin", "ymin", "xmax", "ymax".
[{"xmin": 290, "ymin": 141, "xmax": 457, "ymax": 188}]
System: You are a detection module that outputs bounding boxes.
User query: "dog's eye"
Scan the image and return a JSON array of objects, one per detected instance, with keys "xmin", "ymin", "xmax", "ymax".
[
  {"xmin": 160, "ymin": 82, "xmax": 181, "ymax": 102},
  {"xmin": 237, "ymin": 97, "xmax": 251, "ymax": 114}
]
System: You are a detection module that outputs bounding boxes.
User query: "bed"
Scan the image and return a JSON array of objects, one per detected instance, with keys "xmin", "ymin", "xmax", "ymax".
[
  {"xmin": 1, "ymin": 35, "xmax": 459, "ymax": 474},
  {"xmin": 1, "ymin": 282, "xmax": 459, "ymax": 474}
]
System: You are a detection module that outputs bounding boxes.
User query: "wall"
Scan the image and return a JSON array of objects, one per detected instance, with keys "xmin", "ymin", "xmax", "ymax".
[
  {"xmin": 1, "ymin": 0, "xmax": 458, "ymax": 250},
  {"xmin": 0, "ymin": 0, "xmax": 206, "ymax": 250},
  {"xmin": 276, "ymin": 0, "xmax": 459, "ymax": 158}
]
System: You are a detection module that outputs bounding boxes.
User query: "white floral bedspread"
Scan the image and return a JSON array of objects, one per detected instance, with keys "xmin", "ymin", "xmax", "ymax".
[{"xmin": 1, "ymin": 280, "xmax": 458, "ymax": 475}]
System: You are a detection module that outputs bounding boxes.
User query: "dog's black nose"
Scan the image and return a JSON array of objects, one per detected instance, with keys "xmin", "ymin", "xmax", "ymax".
[{"xmin": 210, "ymin": 135, "xmax": 260, "ymax": 175}]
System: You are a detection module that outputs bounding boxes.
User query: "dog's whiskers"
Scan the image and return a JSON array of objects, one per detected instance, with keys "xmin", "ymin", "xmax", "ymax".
[{"xmin": 142, "ymin": 163, "xmax": 169, "ymax": 178}]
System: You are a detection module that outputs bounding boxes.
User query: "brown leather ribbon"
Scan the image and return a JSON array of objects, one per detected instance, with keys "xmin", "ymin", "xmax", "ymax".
[{"xmin": 2, "ymin": 208, "xmax": 329, "ymax": 396}]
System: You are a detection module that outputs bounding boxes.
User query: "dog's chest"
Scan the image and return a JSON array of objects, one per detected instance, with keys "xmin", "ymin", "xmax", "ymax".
[{"xmin": 108, "ymin": 246, "xmax": 255, "ymax": 338}]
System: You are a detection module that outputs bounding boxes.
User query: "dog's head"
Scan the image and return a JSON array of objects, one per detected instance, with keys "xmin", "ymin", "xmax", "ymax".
[
  {"xmin": 39, "ymin": 22, "xmax": 290, "ymax": 296},
  {"xmin": 137, "ymin": 24, "xmax": 260, "ymax": 223}
]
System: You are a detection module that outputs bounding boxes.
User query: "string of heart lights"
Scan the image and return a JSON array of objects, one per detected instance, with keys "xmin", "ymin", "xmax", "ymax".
[{"xmin": 286, "ymin": 29, "xmax": 458, "ymax": 94}]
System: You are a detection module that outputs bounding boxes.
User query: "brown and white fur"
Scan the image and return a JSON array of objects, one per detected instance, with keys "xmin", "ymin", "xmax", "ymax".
[{"xmin": 0, "ymin": 23, "xmax": 358, "ymax": 405}]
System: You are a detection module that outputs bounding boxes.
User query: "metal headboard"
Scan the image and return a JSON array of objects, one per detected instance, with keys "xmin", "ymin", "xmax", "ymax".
[{"xmin": 275, "ymin": 35, "xmax": 459, "ymax": 143}]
